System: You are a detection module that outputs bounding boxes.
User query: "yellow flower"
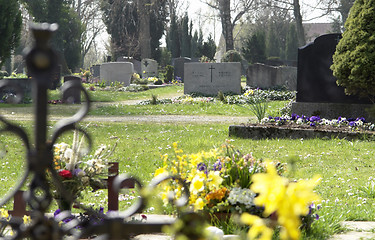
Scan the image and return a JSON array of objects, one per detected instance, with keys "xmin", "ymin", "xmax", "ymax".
[
  {"xmin": 0, "ymin": 208, "xmax": 9, "ymax": 218},
  {"xmin": 250, "ymin": 162, "xmax": 321, "ymax": 240},
  {"xmin": 194, "ymin": 197, "xmax": 205, "ymax": 211},
  {"xmin": 241, "ymin": 213, "xmax": 273, "ymax": 240},
  {"xmin": 155, "ymin": 167, "xmax": 168, "ymax": 177},
  {"xmin": 190, "ymin": 173, "xmax": 206, "ymax": 194},
  {"xmin": 251, "ymin": 162, "xmax": 288, "ymax": 216},
  {"xmin": 207, "ymin": 171, "xmax": 223, "ymax": 189},
  {"xmin": 23, "ymin": 215, "xmax": 31, "ymax": 224}
]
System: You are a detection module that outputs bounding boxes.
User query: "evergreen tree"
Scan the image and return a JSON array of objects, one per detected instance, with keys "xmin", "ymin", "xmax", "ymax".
[
  {"xmin": 199, "ymin": 35, "xmax": 216, "ymax": 61},
  {"xmin": 0, "ymin": 0, "xmax": 22, "ymax": 67},
  {"xmin": 331, "ymin": 0, "xmax": 375, "ymax": 103},
  {"xmin": 285, "ymin": 24, "xmax": 298, "ymax": 61},
  {"xmin": 242, "ymin": 30, "xmax": 266, "ymax": 64},
  {"xmin": 190, "ymin": 30, "xmax": 199, "ymax": 57},
  {"xmin": 167, "ymin": 14, "xmax": 180, "ymax": 58},
  {"xmin": 266, "ymin": 22, "xmax": 280, "ymax": 58},
  {"xmin": 180, "ymin": 14, "xmax": 191, "ymax": 57}
]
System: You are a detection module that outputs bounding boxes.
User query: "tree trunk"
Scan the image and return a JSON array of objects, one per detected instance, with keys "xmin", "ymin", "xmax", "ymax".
[
  {"xmin": 219, "ymin": 0, "xmax": 234, "ymax": 51},
  {"xmin": 138, "ymin": 0, "xmax": 152, "ymax": 59},
  {"xmin": 293, "ymin": 0, "xmax": 306, "ymax": 46}
]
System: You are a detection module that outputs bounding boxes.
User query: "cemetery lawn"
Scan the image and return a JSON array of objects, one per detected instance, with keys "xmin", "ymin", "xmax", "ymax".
[{"xmin": 1, "ymin": 120, "xmax": 375, "ymax": 239}]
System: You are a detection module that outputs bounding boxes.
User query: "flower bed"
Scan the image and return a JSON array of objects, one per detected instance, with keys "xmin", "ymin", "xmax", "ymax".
[{"xmin": 229, "ymin": 114, "xmax": 375, "ymax": 140}]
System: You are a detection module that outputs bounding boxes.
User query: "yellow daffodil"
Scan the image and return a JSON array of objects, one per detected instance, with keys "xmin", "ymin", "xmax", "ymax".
[
  {"xmin": 190, "ymin": 173, "xmax": 206, "ymax": 194},
  {"xmin": 194, "ymin": 197, "xmax": 205, "ymax": 211},
  {"xmin": 250, "ymin": 161, "xmax": 321, "ymax": 240},
  {"xmin": 241, "ymin": 213, "xmax": 273, "ymax": 240},
  {"xmin": 251, "ymin": 162, "xmax": 288, "ymax": 216},
  {"xmin": 155, "ymin": 167, "xmax": 168, "ymax": 177},
  {"xmin": 207, "ymin": 171, "xmax": 223, "ymax": 189}
]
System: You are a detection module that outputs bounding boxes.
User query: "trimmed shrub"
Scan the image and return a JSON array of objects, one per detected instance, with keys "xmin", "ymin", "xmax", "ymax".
[
  {"xmin": 331, "ymin": 0, "xmax": 375, "ymax": 103},
  {"xmin": 222, "ymin": 50, "xmax": 243, "ymax": 62},
  {"xmin": 164, "ymin": 65, "xmax": 174, "ymax": 83}
]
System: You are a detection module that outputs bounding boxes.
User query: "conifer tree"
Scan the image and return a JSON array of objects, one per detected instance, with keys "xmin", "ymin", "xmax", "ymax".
[{"xmin": 331, "ymin": 0, "xmax": 375, "ymax": 103}]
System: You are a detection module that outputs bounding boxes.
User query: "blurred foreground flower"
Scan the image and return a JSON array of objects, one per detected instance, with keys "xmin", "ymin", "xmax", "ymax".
[{"xmin": 242, "ymin": 162, "xmax": 321, "ymax": 240}]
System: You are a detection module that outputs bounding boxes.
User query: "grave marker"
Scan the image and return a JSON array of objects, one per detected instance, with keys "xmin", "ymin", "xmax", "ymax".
[
  {"xmin": 100, "ymin": 62, "xmax": 133, "ymax": 86},
  {"xmin": 172, "ymin": 57, "xmax": 191, "ymax": 81},
  {"xmin": 184, "ymin": 63, "xmax": 241, "ymax": 95},
  {"xmin": 292, "ymin": 33, "xmax": 373, "ymax": 120},
  {"xmin": 141, "ymin": 58, "xmax": 158, "ymax": 78}
]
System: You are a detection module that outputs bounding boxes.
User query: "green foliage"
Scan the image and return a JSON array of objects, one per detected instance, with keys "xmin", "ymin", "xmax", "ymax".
[
  {"xmin": 199, "ymin": 34, "xmax": 216, "ymax": 61},
  {"xmin": 159, "ymin": 48, "xmax": 172, "ymax": 67},
  {"xmin": 164, "ymin": 65, "xmax": 174, "ymax": 83},
  {"xmin": 23, "ymin": 0, "xmax": 82, "ymax": 72},
  {"xmin": 167, "ymin": 15, "xmax": 180, "ymax": 58},
  {"xmin": 222, "ymin": 50, "xmax": 243, "ymax": 63},
  {"xmin": 242, "ymin": 30, "xmax": 266, "ymax": 64},
  {"xmin": 248, "ymin": 100, "xmax": 268, "ymax": 123},
  {"xmin": 331, "ymin": 0, "xmax": 375, "ymax": 103},
  {"xmin": 0, "ymin": 0, "xmax": 22, "ymax": 67},
  {"xmin": 0, "ymin": 71, "xmax": 9, "ymax": 79}
]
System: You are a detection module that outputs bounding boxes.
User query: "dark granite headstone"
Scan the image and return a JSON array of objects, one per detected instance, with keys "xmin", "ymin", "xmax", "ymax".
[
  {"xmin": 62, "ymin": 76, "xmax": 81, "ymax": 104},
  {"xmin": 296, "ymin": 33, "xmax": 371, "ymax": 104},
  {"xmin": 117, "ymin": 56, "xmax": 141, "ymax": 74},
  {"xmin": 172, "ymin": 57, "xmax": 191, "ymax": 81}
]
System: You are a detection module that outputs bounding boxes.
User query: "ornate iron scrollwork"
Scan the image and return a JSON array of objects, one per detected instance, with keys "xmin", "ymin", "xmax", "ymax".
[{"xmin": 0, "ymin": 23, "xmax": 190, "ymax": 239}]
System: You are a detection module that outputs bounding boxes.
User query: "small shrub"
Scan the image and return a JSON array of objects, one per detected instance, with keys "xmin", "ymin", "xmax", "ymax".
[
  {"xmin": 0, "ymin": 71, "xmax": 9, "ymax": 79},
  {"xmin": 164, "ymin": 65, "xmax": 174, "ymax": 83},
  {"xmin": 150, "ymin": 94, "xmax": 158, "ymax": 105},
  {"xmin": 217, "ymin": 91, "xmax": 225, "ymax": 102},
  {"xmin": 222, "ymin": 50, "xmax": 243, "ymax": 62}
]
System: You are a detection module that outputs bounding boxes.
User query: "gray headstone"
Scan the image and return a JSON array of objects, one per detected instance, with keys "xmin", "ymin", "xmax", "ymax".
[
  {"xmin": 100, "ymin": 62, "xmax": 133, "ymax": 86},
  {"xmin": 141, "ymin": 58, "xmax": 158, "ymax": 78},
  {"xmin": 90, "ymin": 64, "xmax": 101, "ymax": 78},
  {"xmin": 117, "ymin": 56, "xmax": 141, "ymax": 74},
  {"xmin": 247, "ymin": 63, "xmax": 297, "ymax": 91},
  {"xmin": 184, "ymin": 63, "xmax": 241, "ymax": 95},
  {"xmin": 172, "ymin": 57, "xmax": 191, "ymax": 81},
  {"xmin": 296, "ymin": 33, "xmax": 371, "ymax": 104},
  {"xmin": 62, "ymin": 76, "xmax": 81, "ymax": 104}
]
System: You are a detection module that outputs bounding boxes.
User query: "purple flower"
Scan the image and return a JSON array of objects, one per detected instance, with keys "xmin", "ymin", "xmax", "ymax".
[
  {"xmin": 54, "ymin": 209, "xmax": 61, "ymax": 217},
  {"xmin": 309, "ymin": 116, "xmax": 320, "ymax": 122},
  {"xmin": 213, "ymin": 160, "xmax": 222, "ymax": 171},
  {"xmin": 73, "ymin": 168, "xmax": 84, "ymax": 176},
  {"xmin": 197, "ymin": 163, "xmax": 207, "ymax": 174},
  {"xmin": 349, "ymin": 121, "xmax": 356, "ymax": 127}
]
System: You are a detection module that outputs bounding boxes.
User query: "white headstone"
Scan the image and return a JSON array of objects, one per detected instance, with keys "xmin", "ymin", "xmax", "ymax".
[
  {"xmin": 100, "ymin": 62, "xmax": 133, "ymax": 86},
  {"xmin": 141, "ymin": 58, "xmax": 158, "ymax": 78},
  {"xmin": 184, "ymin": 63, "xmax": 241, "ymax": 95}
]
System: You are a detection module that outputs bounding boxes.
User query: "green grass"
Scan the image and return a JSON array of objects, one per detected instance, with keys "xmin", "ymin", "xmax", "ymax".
[
  {"xmin": 89, "ymin": 100, "xmax": 286, "ymax": 117},
  {"xmin": 0, "ymin": 85, "xmax": 374, "ymax": 239},
  {"xmin": 49, "ymin": 85, "xmax": 184, "ymax": 102}
]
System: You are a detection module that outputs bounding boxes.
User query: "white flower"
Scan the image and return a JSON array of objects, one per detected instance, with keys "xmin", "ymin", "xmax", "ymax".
[
  {"xmin": 64, "ymin": 148, "xmax": 73, "ymax": 161},
  {"xmin": 296, "ymin": 118, "xmax": 303, "ymax": 125}
]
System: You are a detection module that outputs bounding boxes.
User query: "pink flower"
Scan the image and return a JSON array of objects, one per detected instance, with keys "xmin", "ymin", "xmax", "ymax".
[{"xmin": 59, "ymin": 170, "xmax": 73, "ymax": 179}]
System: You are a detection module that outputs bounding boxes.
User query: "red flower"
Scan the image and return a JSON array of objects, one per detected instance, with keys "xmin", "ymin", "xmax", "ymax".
[{"xmin": 59, "ymin": 170, "xmax": 73, "ymax": 179}]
